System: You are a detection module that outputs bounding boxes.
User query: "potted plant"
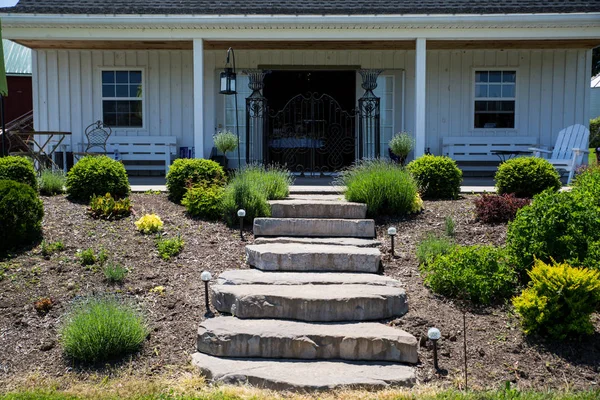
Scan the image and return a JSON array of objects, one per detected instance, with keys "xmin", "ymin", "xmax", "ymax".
[
  {"xmin": 389, "ymin": 132, "xmax": 415, "ymax": 166},
  {"xmin": 213, "ymin": 130, "xmax": 238, "ymax": 169}
]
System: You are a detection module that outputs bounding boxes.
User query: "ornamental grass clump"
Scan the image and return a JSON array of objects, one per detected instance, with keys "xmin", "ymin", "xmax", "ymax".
[
  {"xmin": 39, "ymin": 169, "xmax": 66, "ymax": 195},
  {"xmin": 416, "ymin": 234, "xmax": 455, "ymax": 265},
  {"xmin": 60, "ymin": 296, "xmax": 148, "ymax": 363},
  {"xmin": 336, "ymin": 159, "xmax": 419, "ymax": 217},
  {"xmin": 495, "ymin": 157, "xmax": 561, "ymax": 198},
  {"xmin": 513, "ymin": 259, "xmax": 600, "ymax": 339},
  {"xmin": 239, "ymin": 163, "xmax": 293, "ymax": 200}
]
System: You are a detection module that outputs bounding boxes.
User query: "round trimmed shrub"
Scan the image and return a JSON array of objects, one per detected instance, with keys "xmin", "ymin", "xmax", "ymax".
[
  {"xmin": 182, "ymin": 184, "xmax": 224, "ymax": 220},
  {"xmin": 0, "ymin": 179, "xmax": 44, "ymax": 253},
  {"xmin": 337, "ymin": 159, "xmax": 418, "ymax": 217},
  {"xmin": 407, "ymin": 155, "xmax": 462, "ymax": 199},
  {"xmin": 166, "ymin": 158, "xmax": 226, "ymax": 203},
  {"xmin": 66, "ymin": 156, "xmax": 129, "ymax": 201},
  {"xmin": 495, "ymin": 157, "xmax": 561, "ymax": 198},
  {"xmin": 60, "ymin": 296, "xmax": 148, "ymax": 363},
  {"xmin": 0, "ymin": 155, "xmax": 37, "ymax": 189}
]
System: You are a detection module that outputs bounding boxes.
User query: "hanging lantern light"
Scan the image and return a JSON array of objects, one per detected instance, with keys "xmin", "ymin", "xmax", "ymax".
[{"xmin": 220, "ymin": 67, "xmax": 237, "ymax": 95}]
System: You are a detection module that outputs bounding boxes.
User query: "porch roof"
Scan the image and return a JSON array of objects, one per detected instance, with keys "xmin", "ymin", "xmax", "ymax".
[{"xmin": 4, "ymin": 0, "xmax": 600, "ymax": 16}]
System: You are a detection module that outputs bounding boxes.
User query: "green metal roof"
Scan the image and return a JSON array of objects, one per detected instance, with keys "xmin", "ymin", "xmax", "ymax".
[{"xmin": 3, "ymin": 39, "xmax": 31, "ymax": 76}]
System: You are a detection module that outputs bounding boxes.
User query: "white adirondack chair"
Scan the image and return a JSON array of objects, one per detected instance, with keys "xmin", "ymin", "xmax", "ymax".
[{"xmin": 529, "ymin": 124, "xmax": 590, "ymax": 184}]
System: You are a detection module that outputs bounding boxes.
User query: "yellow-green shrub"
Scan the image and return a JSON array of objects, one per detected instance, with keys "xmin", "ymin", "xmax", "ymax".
[
  {"xmin": 88, "ymin": 193, "xmax": 132, "ymax": 220},
  {"xmin": 513, "ymin": 259, "xmax": 600, "ymax": 339},
  {"xmin": 134, "ymin": 214, "xmax": 163, "ymax": 234},
  {"xmin": 182, "ymin": 185, "xmax": 224, "ymax": 220}
]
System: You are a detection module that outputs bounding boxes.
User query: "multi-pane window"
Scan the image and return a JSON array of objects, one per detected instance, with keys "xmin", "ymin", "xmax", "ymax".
[
  {"xmin": 474, "ymin": 71, "xmax": 516, "ymax": 129},
  {"xmin": 102, "ymin": 70, "xmax": 143, "ymax": 128}
]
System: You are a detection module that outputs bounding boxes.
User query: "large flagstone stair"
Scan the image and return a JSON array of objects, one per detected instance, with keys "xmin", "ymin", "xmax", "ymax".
[{"xmin": 192, "ymin": 193, "xmax": 418, "ymax": 391}]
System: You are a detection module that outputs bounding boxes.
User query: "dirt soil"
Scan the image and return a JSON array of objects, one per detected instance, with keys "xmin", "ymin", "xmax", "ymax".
[{"xmin": 0, "ymin": 194, "xmax": 598, "ymax": 392}]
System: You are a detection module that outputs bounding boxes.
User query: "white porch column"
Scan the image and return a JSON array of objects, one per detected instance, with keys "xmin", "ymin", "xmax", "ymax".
[
  {"xmin": 193, "ymin": 38, "xmax": 204, "ymax": 159},
  {"xmin": 414, "ymin": 38, "xmax": 427, "ymax": 158}
]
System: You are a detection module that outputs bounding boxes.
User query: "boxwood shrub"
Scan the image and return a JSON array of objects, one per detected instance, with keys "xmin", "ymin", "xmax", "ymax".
[
  {"xmin": 407, "ymin": 155, "xmax": 462, "ymax": 200},
  {"xmin": 0, "ymin": 155, "xmax": 37, "ymax": 189},
  {"xmin": 166, "ymin": 158, "xmax": 226, "ymax": 203},
  {"xmin": 495, "ymin": 157, "xmax": 561, "ymax": 198},
  {"xmin": 182, "ymin": 184, "xmax": 224, "ymax": 220},
  {"xmin": 0, "ymin": 179, "xmax": 44, "ymax": 253},
  {"xmin": 66, "ymin": 156, "xmax": 130, "ymax": 201}
]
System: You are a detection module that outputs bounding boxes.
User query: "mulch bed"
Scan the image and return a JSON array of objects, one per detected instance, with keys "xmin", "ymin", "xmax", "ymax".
[{"xmin": 0, "ymin": 193, "xmax": 598, "ymax": 391}]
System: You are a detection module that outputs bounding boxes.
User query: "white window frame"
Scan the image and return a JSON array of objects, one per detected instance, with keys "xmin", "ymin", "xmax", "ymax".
[
  {"xmin": 100, "ymin": 67, "xmax": 146, "ymax": 130},
  {"xmin": 472, "ymin": 68, "xmax": 518, "ymax": 132}
]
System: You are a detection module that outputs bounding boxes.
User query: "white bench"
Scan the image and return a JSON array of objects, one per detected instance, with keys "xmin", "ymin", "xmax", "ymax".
[
  {"xmin": 442, "ymin": 136, "xmax": 538, "ymax": 171},
  {"xmin": 105, "ymin": 136, "xmax": 177, "ymax": 175}
]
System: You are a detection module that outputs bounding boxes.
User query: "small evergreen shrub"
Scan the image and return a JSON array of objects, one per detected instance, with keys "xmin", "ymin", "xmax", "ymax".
[
  {"xmin": 572, "ymin": 165, "xmax": 600, "ymax": 205},
  {"xmin": 513, "ymin": 259, "xmax": 600, "ymax": 339},
  {"xmin": 156, "ymin": 235, "xmax": 184, "ymax": 260},
  {"xmin": 389, "ymin": 132, "xmax": 415, "ymax": 165},
  {"xmin": 0, "ymin": 179, "xmax": 44, "ymax": 253},
  {"xmin": 416, "ymin": 234, "xmax": 455, "ymax": 265},
  {"xmin": 407, "ymin": 155, "xmax": 462, "ymax": 200},
  {"xmin": 40, "ymin": 240, "xmax": 65, "ymax": 259},
  {"xmin": 221, "ymin": 175, "xmax": 271, "ymax": 227},
  {"xmin": 182, "ymin": 185, "xmax": 224, "ymax": 220},
  {"xmin": 39, "ymin": 169, "xmax": 66, "ymax": 195},
  {"xmin": 420, "ymin": 245, "xmax": 517, "ymax": 305},
  {"xmin": 0, "ymin": 155, "xmax": 37, "ymax": 188},
  {"xmin": 60, "ymin": 296, "xmax": 148, "ymax": 363},
  {"xmin": 166, "ymin": 158, "xmax": 226, "ymax": 203},
  {"xmin": 474, "ymin": 193, "xmax": 531, "ymax": 224},
  {"xmin": 444, "ymin": 216, "xmax": 456, "ymax": 238},
  {"xmin": 213, "ymin": 130, "xmax": 238, "ymax": 154},
  {"xmin": 103, "ymin": 262, "xmax": 128, "ymax": 283},
  {"xmin": 88, "ymin": 193, "xmax": 132, "ymax": 220},
  {"xmin": 507, "ymin": 190, "xmax": 600, "ymax": 274},
  {"xmin": 66, "ymin": 156, "xmax": 129, "ymax": 201},
  {"xmin": 495, "ymin": 157, "xmax": 561, "ymax": 198},
  {"xmin": 337, "ymin": 159, "xmax": 418, "ymax": 217},
  {"xmin": 135, "ymin": 214, "xmax": 163, "ymax": 234}
]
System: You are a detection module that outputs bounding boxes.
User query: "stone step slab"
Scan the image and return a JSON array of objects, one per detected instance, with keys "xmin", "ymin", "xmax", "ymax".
[
  {"xmin": 212, "ymin": 284, "xmax": 408, "ymax": 321},
  {"xmin": 253, "ymin": 218, "xmax": 375, "ymax": 238},
  {"xmin": 269, "ymin": 200, "xmax": 367, "ymax": 219},
  {"xmin": 192, "ymin": 352, "xmax": 416, "ymax": 391},
  {"xmin": 197, "ymin": 317, "xmax": 418, "ymax": 363},
  {"xmin": 287, "ymin": 194, "xmax": 346, "ymax": 202},
  {"xmin": 216, "ymin": 270, "xmax": 401, "ymax": 287},
  {"xmin": 246, "ymin": 243, "xmax": 380, "ymax": 273},
  {"xmin": 253, "ymin": 237, "xmax": 381, "ymax": 247}
]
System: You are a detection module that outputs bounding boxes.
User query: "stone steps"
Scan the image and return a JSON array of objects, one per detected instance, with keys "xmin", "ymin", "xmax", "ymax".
[
  {"xmin": 269, "ymin": 199, "xmax": 367, "ymax": 219},
  {"xmin": 254, "ymin": 236, "xmax": 381, "ymax": 247},
  {"xmin": 192, "ymin": 352, "xmax": 416, "ymax": 391},
  {"xmin": 212, "ymin": 284, "xmax": 408, "ymax": 321},
  {"xmin": 216, "ymin": 270, "xmax": 401, "ymax": 287},
  {"xmin": 246, "ymin": 243, "xmax": 380, "ymax": 272},
  {"xmin": 253, "ymin": 217, "xmax": 375, "ymax": 238},
  {"xmin": 197, "ymin": 317, "xmax": 418, "ymax": 363}
]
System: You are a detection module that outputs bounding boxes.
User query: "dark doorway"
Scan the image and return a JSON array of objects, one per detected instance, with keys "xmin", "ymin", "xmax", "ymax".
[{"xmin": 263, "ymin": 70, "xmax": 356, "ymax": 175}]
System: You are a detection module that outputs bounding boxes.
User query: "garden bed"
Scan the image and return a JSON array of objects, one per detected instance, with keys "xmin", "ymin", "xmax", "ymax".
[{"xmin": 0, "ymin": 193, "xmax": 598, "ymax": 393}]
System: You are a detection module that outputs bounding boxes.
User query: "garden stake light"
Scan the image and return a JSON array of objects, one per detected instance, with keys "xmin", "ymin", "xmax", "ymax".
[
  {"xmin": 387, "ymin": 227, "xmax": 397, "ymax": 256},
  {"xmin": 238, "ymin": 209, "xmax": 246, "ymax": 241},
  {"xmin": 428, "ymin": 327, "xmax": 441, "ymax": 370},
  {"xmin": 201, "ymin": 271, "xmax": 214, "ymax": 318}
]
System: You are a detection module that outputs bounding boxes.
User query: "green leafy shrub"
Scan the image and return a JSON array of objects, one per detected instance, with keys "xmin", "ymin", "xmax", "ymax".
[
  {"xmin": 513, "ymin": 259, "xmax": 600, "ymax": 339},
  {"xmin": 166, "ymin": 158, "xmax": 226, "ymax": 203},
  {"xmin": 39, "ymin": 169, "xmax": 66, "ymax": 195},
  {"xmin": 407, "ymin": 155, "xmax": 462, "ymax": 200},
  {"xmin": 590, "ymin": 116, "xmax": 600, "ymax": 148},
  {"xmin": 495, "ymin": 157, "xmax": 561, "ymax": 198},
  {"xmin": 213, "ymin": 130, "xmax": 238, "ymax": 154},
  {"xmin": 474, "ymin": 193, "xmax": 531, "ymax": 224},
  {"xmin": 66, "ymin": 156, "xmax": 129, "ymax": 201},
  {"xmin": 388, "ymin": 132, "xmax": 415, "ymax": 165},
  {"xmin": 135, "ymin": 214, "xmax": 163, "ymax": 234},
  {"xmin": 0, "ymin": 179, "xmax": 44, "ymax": 254},
  {"xmin": 0, "ymin": 155, "xmax": 37, "ymax": 188},
  {"xmin": 182, "ymin": 184, "xmax": 224, "ymax": 220},
  {"xmin": 420, "ymin": 245, "xmax": 517, "ymax": 305},
  {"xmin": 416, "ymin": 234, "xmax": 455, "ymax": 265},
  {"xmin": 336, "ymin": 159, "xmax": 418, "ymax": 217},
  {"xmin": 77, "ymin": 248, "xmax": 96, "ymax": 266},
  {"xmin": 88, "ymin": 193, "xmax": 132, "ymax": 220},
  {"xmin": 507, "ymin": 190, "xmax": 600, "ymax": 274},
  {"xmin": 572, "ymin": 165, "xmax": 600, "ymax": 205},
  {"xmin": 103, "ymin": 262, "xmax": 128, "ymax": 283},
  {"xmin": 156, "ymin": 235, "xmax": 184, "ymax": 260},
  {"xmin": 60, "ymin": 296, "xmax": 148, "ymax": 363},
  {"xmin": 40, "ymin": 240, "xmax": 65, "ymax": 259}
]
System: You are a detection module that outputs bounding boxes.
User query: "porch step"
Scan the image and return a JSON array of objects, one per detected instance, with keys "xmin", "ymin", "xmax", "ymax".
[
  {"xmin": 197, "ymin": 317, "xmax": 418, "ymax": 363},
  {"xmin": 192, "ymin": 352, "xmax": 416, "ymax": 391},
  {"xmin": 253, "ymin": 218, "xmax": 376, "ymax": 238},
  {"xmin": 216, "ymin": 269, "xmax": 400, "ymax": 287},
  {"xmin": 246, "ymin": 243, "xmax": 380, "ymax": 273},
  {"xmin": 212, "ymin": 284, "xmax": 408, "ymax": 321},
  {"xmin": 269, "ymin": 199, "xmax": 367, "ymax": 219},
  {"xmin": 253, "ymin": 237, "xmax": 381, "ymax": 247}
]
